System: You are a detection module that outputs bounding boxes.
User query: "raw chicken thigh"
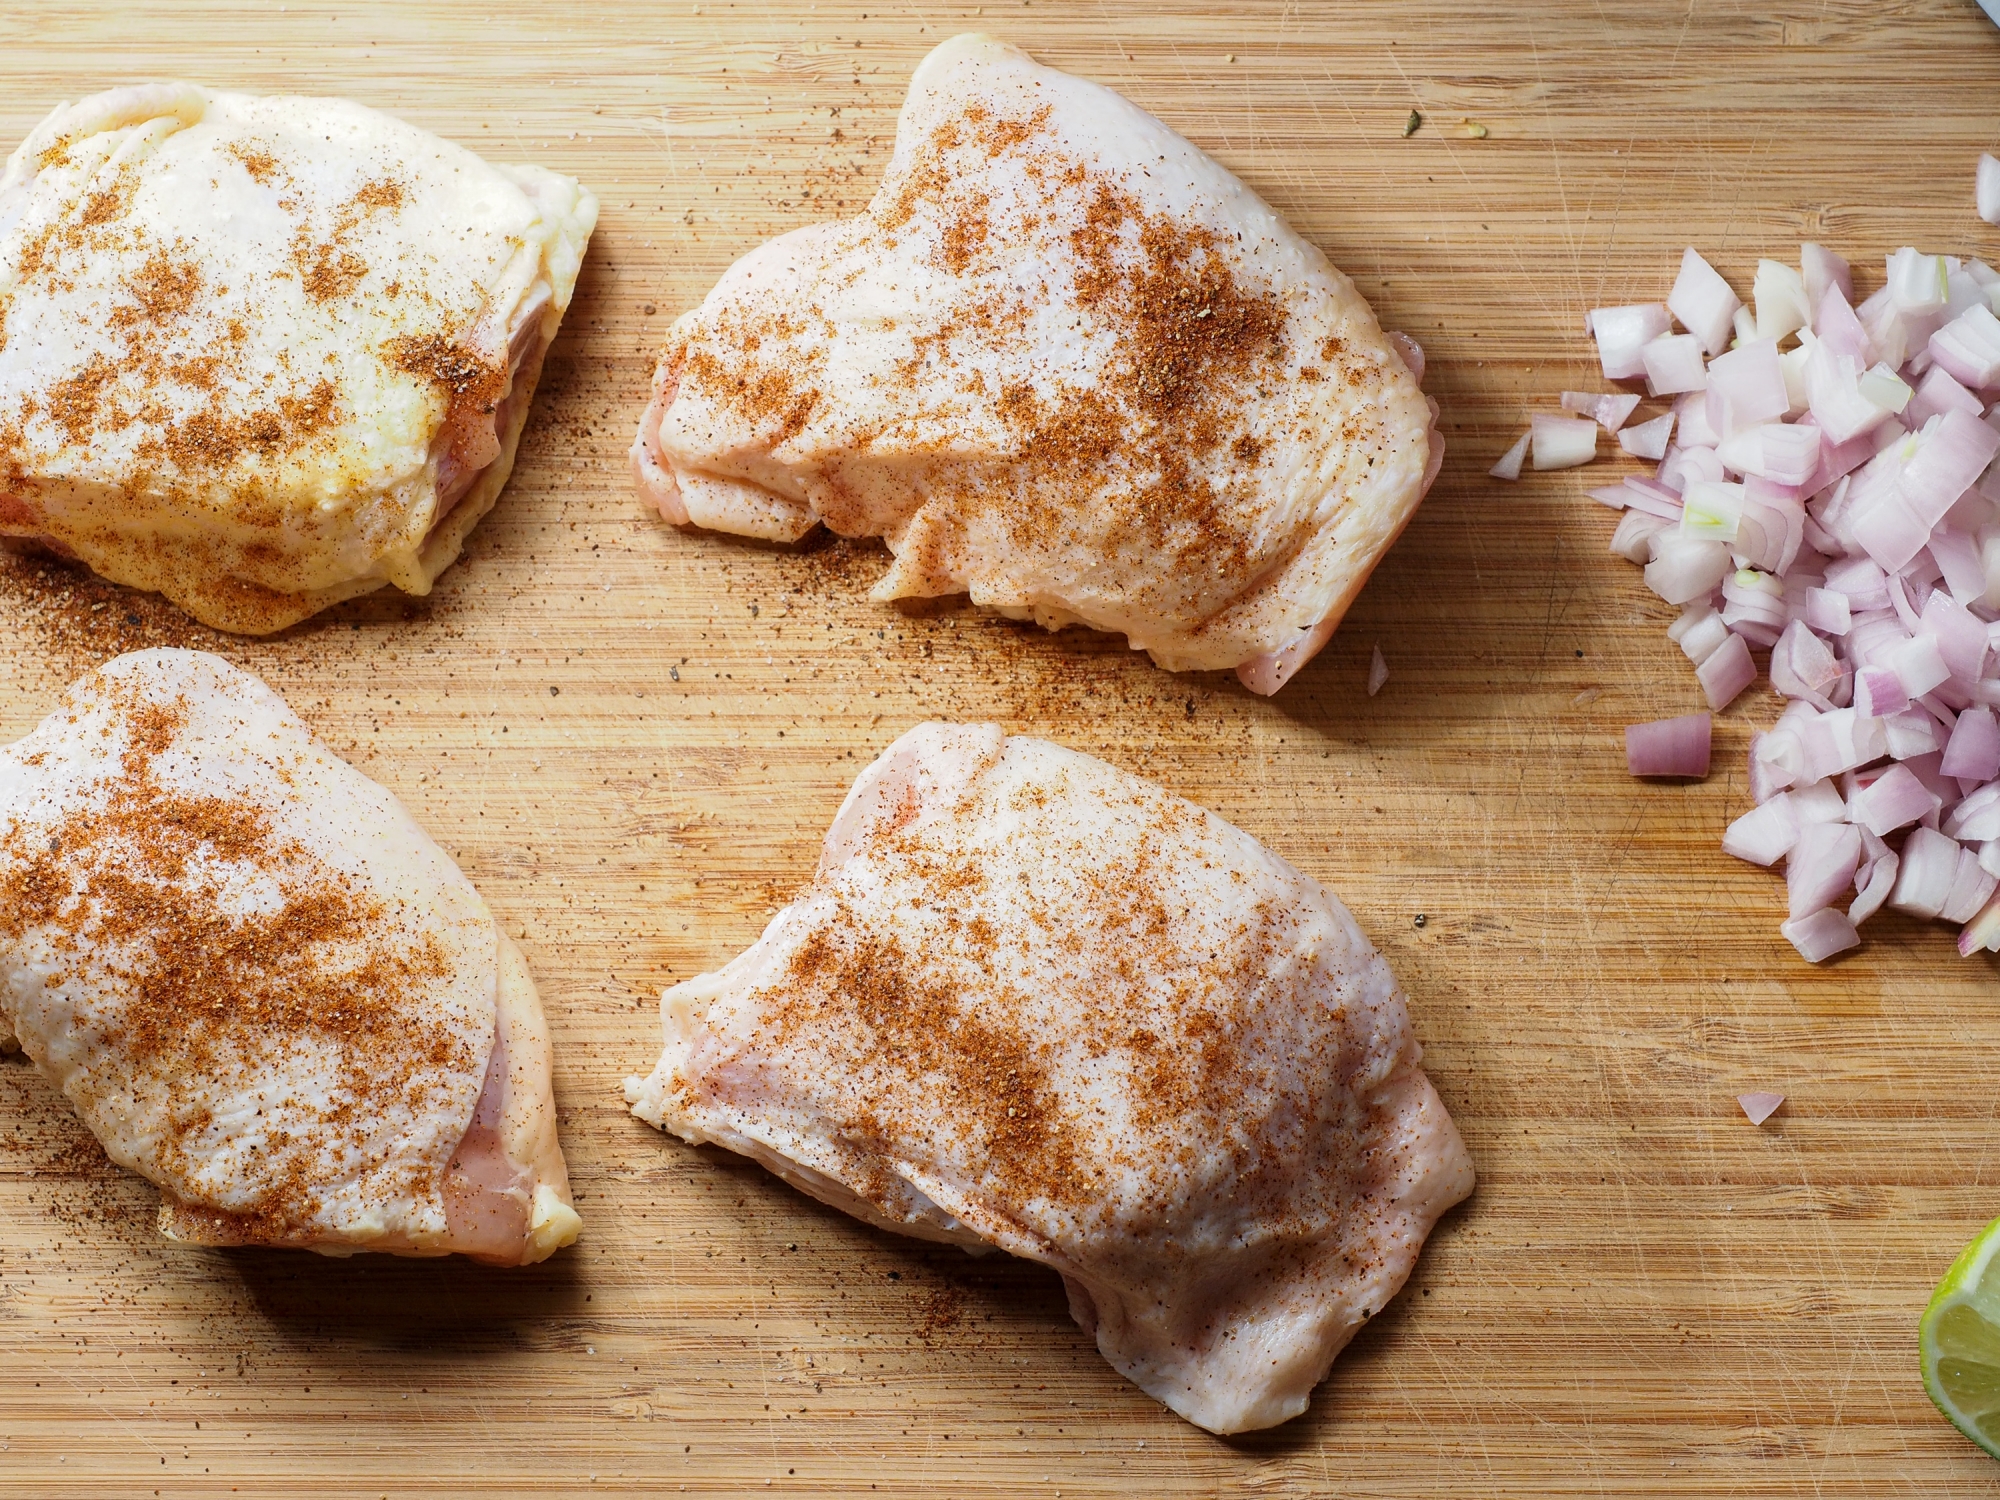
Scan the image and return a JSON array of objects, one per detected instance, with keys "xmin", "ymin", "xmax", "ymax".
[
  {"xmin": 0, "ymin": 84, "xmax": 596, "ymax": 632},
  {"xmin": 0, "ymin": 649, "xmax": 580, "ymax": 1265},
  {"xmin": 632, "ymin": 35, "xmax": 1440, "ymax": 695},
  {"xmin": 627, "ymin": 723, "xmax": 1473, "ymax": 1432}
]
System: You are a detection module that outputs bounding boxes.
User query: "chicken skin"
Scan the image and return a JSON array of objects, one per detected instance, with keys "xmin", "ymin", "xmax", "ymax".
[
  {"xmin": 0, "ymin": 84, "xmax": 596, "ymax": 632},
  {"xmin": 634, "ymin": 35, "xmax": 1439, "ymax": 695},
  {"xmin": 627, "ymin": 723, "xmax": 1473, "ymax": 1432},
  {"xmin": 0, "ymin": 649, "xmax": 580, "ymax": 1265}
]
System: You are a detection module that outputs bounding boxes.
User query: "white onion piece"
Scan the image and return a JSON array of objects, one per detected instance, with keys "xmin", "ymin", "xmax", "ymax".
[
  {"xmin": 1590, "ymin": 302, "xmax": 1674, "ymax": 380},
  {"xmin": 1644, "ymin": 334, "xmax": 1709, "ymax": 397},
  {"xmin": 1489, "ymin": 430, "xmax": 1530, "ymax": 481},
  {"xmin": 1981, "ymin": 155, "xmax": 2000, "ymax": 228},
  {"xmin": 1669, "ymin": 247, "xmax": 1742, "ymax": 356},
  {"xmin": 1531, "ymin": 413, "xmax": 1597, "ymax": 471},
  {"xmin": 1619, "ymin": 412, "xmax": 1674, "ymax": 460}
]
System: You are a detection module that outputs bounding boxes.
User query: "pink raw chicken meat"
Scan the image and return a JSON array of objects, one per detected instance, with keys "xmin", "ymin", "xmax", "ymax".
[
  {"xmin": 0, "ymin": 649, "xmax": 581, "ymax": 1265},
  {"xmin": 632, "ymin": 35, "xmax": 1441, "ymax": 695},
  {"xmin": 626, "ymin": 723, "xmax": 1473, "ymax": 1432}
]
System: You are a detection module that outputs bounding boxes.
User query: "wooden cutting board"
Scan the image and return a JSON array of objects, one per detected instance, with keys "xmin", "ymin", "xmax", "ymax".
[{"xmin": 2, "ymin": 1, "xmax": 1999, "ymax": 1493}]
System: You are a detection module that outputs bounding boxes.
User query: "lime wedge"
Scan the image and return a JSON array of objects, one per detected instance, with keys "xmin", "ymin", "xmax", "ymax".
[{"xmin": 1922, "ymin": 1216, "xmax": 2000, "ymax": 1458}]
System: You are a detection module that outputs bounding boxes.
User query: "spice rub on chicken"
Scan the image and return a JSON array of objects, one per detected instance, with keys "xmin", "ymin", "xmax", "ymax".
[
  {"xmin": 632, "ymin": 35, "xmax": 1440, "ymax": 694},
  {"xmin": 626, "ymin": 723, "xmax": 1473, "ymax": 1432},
  {"xmin": 0, "ymin": 649, "xmax": 581, "ymax": 1265},
  {"xmin": 0, "ymin": 84, "xmax": 596, "ymax": 633}
]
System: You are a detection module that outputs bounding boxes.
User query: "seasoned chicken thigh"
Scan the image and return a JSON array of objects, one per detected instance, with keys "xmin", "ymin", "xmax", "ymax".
[
  {"xmin": 0, "ymin": 84, "xmax": 596, "ymax": 632},
  {"xmin": 627, "ymin": 724, "xmax": 1473, "ymax": 1432},
  {"xmin": 0, "ymin": 649, "xmax": 580, "ymax": 1265},
  {"xmin": 634, "ymin": 35, "xmax": 1439, "ymax": 695}
]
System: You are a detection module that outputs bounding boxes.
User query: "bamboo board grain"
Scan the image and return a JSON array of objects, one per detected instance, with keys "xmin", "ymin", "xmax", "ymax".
[{"xmin": 0, "ymin": 0, "xmax": 1998, "ymax": 1494}]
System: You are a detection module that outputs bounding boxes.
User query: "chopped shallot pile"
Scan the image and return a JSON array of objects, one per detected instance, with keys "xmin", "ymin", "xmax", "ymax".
[{"xmin": 1499, "ymin": 236, "xmax": 2000, "ymax": 965}]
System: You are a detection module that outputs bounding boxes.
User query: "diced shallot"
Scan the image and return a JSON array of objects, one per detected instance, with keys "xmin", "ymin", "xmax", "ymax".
[
  {"xmin": 1980, "ymin": 155, "xmax": 2000, "ymax": 229},
  {"xmin": 1563, "ymin": 390, "xmax": 1642, "ymax": 433},
  {"xmin": 1669, "ymin": 247, "xmax": 1742, "ymax": 357},
  {"xmin": 1723, "ymin": 794, "xmax": 1800, "ymax": 866},
  {"xmin": 1848, "ymin": 763, "xmax": 1936, "ymax": 835},
  {"xmin": 1489, "ymin": 431, "xmax": 1530, "ymax": 481},
  {"xmin": 1706, "ymin": 338, "xmax": 1790, "ymax": 436},
  {"xmin": 1802, "ymin": 244, "xmax": 1854, "ymax": 318},
  {"xmin": 1590, "ymin": 302, "xmax": 1674, "ymax": 380},
  {"xmin": 1851, "ymin": 852, "xmax": 1899, "ymax": 925},
  {"xmin": 1619, "ymin": 412, "xmax": 1675, "ymax": 460},
  {"xmin": 1737, "ymin": 1090, "xmax": 1786, "ymax": 1125},
  {"xmin": 1754, "ymin": 260, "xmax": 1811, "ymax": 343},
  {"xmin": 1890, "ymin": 826, "xmax": 1963, "ymax": 919},
  {"xmin": 1543, "ymin": 238, "xmax": 2000, "ymax": 963},
  {"xmin": 1787, "ymin": 822, "xmax": 1862, "ymax": 919},
  {"xmin": 1367, "ymin": 645, "xmax": 1389, "ymax": 697},
  {"xmin": 1644, "ymin": 334, "xmax": 1710, "ymax": 397},
  {"xmin": 1645, "ymin": 533, "xmax": 1733, "ymax": 605},
  {"xmin": 1627, "ymin": 713, "xmax": 1711, "ymax": 778},
  {"xmin": 1717, "ymin": 422, "xmax": 1821, "ymax": 487},
  {"xmin": 1781, "ymin": 907, "xmax": 1861, "ymax": 962},
  {"xmin": 1942, "ymin": 705, "xmax": 2000, "ymax": 781},
  {"xmin": 1531, "ymin": 413, "xmax": 1598, "ymax": 471},
  {"xmin": 1697, "ymin": 633, "xmax": 1757, "ymax": 710},
  {"xmin": 1609, "ymin": 510, "xmax": 1671, "ymax": 564}
]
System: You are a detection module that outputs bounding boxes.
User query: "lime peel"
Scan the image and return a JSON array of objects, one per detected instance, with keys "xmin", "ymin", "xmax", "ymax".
[{"xmin": 1921, "ymin": 1216, "xmax": 2000, "ymax": 1457}]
